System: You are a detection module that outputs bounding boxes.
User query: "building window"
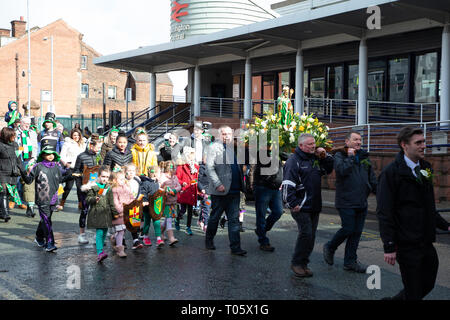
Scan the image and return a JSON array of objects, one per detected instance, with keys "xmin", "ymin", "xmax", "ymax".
[
  {"xmin": 368, "ymin": 59, "xmax": 387, "ymax": 101},
  {"xmin": 389, "ymin": 57, "xmax": 409, "ymax": 102},
  {"xmin": 81, "ymin": 55, "xmax": 88, "ymax": 70},
  {"xmin": 327, "ymin": 65, "xmax": 344, "ymax": 99},
  {"xmin": 81, "ymin": 84, "xmax": 89, "ymax": 98},
  {"xmin": 108, "ymin": 86, "xmax": 117, "ymax": 100},
  {"xmin": 414, "ymin": 52, "xmax": 438, "ymax": 103},
  {"xmin": 278, "ymin": 71, "xmax": 290, "ymax": 97},
  {"xmin": 347, "ymin": 64, "xmax": 359, "ymax": 100}
]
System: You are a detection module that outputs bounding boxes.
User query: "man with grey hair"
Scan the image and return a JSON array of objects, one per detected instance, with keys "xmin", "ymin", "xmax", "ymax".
[
  {"xmin": 205, "ymin": 125, "xmax": 247, "ymax": 256},
  {"xmin": 16, "ymin": 117, "xmax": 38, "ymax": 217},
  {"xmin": 282, "ymin": 133, "xmax": 334, "ymax": 277}
]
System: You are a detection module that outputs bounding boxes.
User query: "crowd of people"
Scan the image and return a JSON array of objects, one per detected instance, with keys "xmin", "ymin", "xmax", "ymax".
[{"xmin": 1, "ymin": 100, "xmax": 449, "ymax": 300}]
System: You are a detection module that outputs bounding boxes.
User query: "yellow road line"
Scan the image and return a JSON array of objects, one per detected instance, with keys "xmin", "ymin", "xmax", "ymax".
[{"xmin": 0, "ymin": 274, "xmax": 50, "ymax": 300}]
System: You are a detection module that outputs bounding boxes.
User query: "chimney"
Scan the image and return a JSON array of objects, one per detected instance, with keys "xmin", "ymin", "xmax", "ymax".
[
  {"xmin": 11, "ymin": 16, "xmax": 26, "ymax": 38},
  {"xmin": 0, "ymin": 29, "xmax": 10, "ymax": 37}
]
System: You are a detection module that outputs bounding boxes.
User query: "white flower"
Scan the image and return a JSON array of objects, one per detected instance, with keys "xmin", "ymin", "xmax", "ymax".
[
  {"xmin": 308, "ymin": 118, "xmax": 315, "ymax": 123},
  {"xmin": 320, "ymin": 134, "xmax": 326, "ymax": 139},
  {"xmin": 261, "ymin": 121, "xmax": 267, "ymax": 128},
  {"xmin": 289, "ymin": 134, "xmax": 296, "ymax": 143},
  {"xmin": 301, "ymin": 115, "xmax": 307, "ymax": 121},
  {"xmin": 326, "ymin": 126, "xmax": 330, "ymax": 130},
  {"xmin": 289, "ymin": 127, "xmax": 294, "ymax": 133},
  {"xmin": 420, "ymin": 169, "xmax": 429, "ymax": 177},
  {"xmin": 291, "ymin": 121, "xmax": 297, "ymax": 127}
]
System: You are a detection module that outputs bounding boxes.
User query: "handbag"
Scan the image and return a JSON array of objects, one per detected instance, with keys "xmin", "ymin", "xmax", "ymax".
[{"xmin": 177, "ymin": 184, "xmax": 197, "ymax": 206}]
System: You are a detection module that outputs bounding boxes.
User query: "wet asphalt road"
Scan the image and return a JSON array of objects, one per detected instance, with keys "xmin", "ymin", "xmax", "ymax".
[{"xmin": 0, "ymin": 189, "xmax": 449, "ymax": 301}]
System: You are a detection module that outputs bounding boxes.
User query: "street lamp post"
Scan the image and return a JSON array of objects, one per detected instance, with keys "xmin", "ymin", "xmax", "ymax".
[
  {"xmin": 27, "ymin": 0, "xmax": 31, "ymax": 117},
  {"xmin": 43, "ymin": 36, "xmax": 54, "ymax": 124}
]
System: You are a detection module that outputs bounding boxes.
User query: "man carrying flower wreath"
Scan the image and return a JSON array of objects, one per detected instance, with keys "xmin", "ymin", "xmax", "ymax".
[{"xmin": 377, "ymin": 127, "xmax": 443, "ymax": 300}]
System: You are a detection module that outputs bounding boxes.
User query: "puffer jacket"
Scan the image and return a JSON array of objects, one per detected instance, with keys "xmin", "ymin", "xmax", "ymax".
[
  {"xmin": 334, "ymin": 149, "xmax": 377, "ymax": 209},
  {"xmin": 112, "ymin": 184, "xmax": 135, "ymax": 225},
  {"xmin": 103, "ymin": 146, "xmax": 133, "ymax": 171},
  {"xmin": 282, "ymin": 147, "xmax": 334, "ymax": 213},
  {"xmin": 74, "ymin": 149, "xmax": 99, "ymax": 174},
  {"xmin": 130, "ymin": 143, "xmax": 157, "ymax": 176},
  {"xmin": 82, "ymin": 182, "xmax": 117, "ymax": 229}
]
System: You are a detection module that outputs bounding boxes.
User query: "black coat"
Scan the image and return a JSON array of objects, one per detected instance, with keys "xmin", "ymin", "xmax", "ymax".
[
  {"xmin": 334, "ymin": 149, "xmax": 377, "ymax": 209},
  {"xmin": 197, "ymin": 163, "xmax": 209, "ymax": 192},
  {"xmin": 0, "ymin": 141, "xmax": 25, "ymax": 185},
  {"xmin": 103, "ymin": 146, "xmax": 133, "ymax": 170},
  {"xmin": 282, "ymin": 147, "xmax": 334, "ymax": 213},
  {"xmin": 376, "ymin": 152, "xmax": 439, "ymax": 253},
  {"xmin": 74, "ymin": 149, "xmax": 98, "ymax": 174}
]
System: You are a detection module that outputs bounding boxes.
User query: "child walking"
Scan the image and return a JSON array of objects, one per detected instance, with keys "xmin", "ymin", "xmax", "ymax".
[
  {"xmin": 160, "ymin": 161, "xmax": 181, "ymax": 244},
  {"xmin": 111, "ymin": 170, "xmax": 135, "ymax": 258},
  {"xmin": 140, "ymin": 165, "xmax": 164, "ymax": 247},
  {"xmin": 197, "ymin": 155, "xmax": 210, "ymax": 232},
  {"xmin": 24, "ymin": 142, "xmax": 72, "ymax": 252},
  {"xmin": 82, "ymin": 166, "xmax": 118, "ymax": 263},
  {"xmin": 123, "ymin": 164, "xmax": 144, "ymax": 249},
  {"xmin": 175, "ymin": 147, "xmax": 199, "ymax": 235}
]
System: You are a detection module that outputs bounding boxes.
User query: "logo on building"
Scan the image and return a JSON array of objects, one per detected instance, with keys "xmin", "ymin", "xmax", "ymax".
[{"xmin": 171, "ymin": 1, "xmax": 189, "ymax": 23}]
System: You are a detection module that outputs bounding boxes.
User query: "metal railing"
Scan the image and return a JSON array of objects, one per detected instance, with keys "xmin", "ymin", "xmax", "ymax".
[
  {"xmin": 147, "ymin": 106, "xmax": 191, "ymax": 143},
  {"xmin": 328, "ymin": 120, "xmax": 450, "ymax": 154},
  {"xmin": 199, "ymin": 96, "xmax": 441, "ymax": 125}
]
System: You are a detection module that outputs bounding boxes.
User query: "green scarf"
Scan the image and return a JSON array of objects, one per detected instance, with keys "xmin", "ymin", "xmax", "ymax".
[{"xmin": 21, "ymin": 130, "xmax": 33, "ymax": 160}]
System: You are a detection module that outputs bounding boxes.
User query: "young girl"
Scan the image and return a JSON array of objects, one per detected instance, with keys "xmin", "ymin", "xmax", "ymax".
[
  {"xmin": 130, "ymin": 128, "xmax": 157, "ymax": 176},
  {"xmin": 140, "ymin": 165, "xmax": 163, "ymax": 247},
  {"xmin": 103, "ymin": 134, "xmax": 133, "ymax": 172},
  {"xmin": 24, "ymin": 142, "xmax": 72, "ymax": 252},
  {"xmin": 82, "ymin": 166, "xmax": 118, "ymax": 263},
  {"xmin": 111, "ymin": 171, "xmax": 135, "ymax": 258},
  {"xmin": 160, "ymin": 161, "xmax": 181, "ymax": 244},
  {"xmin": 175, "ymin": 147, "xmax": 199, "ymax": 236}
]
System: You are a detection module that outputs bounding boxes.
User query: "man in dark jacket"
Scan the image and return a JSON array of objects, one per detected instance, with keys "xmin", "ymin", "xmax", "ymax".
[
  {"xmin": 249, "ymin": 147, "xmax": 284, "ymax": 252},
  {"xmin": 282, "ymin": 133, "xmax": 334, "ymax": 277},
  {"xmin": 74, "ymin": 140, "xmax": 101, "ymax": 244},
  {"xmin": 323, "ymin": 131, "xmax": 377, "ymax": 273},
  {"xmin": 377, "ymin": 127, "xmax": 441, "ymax": 300}
]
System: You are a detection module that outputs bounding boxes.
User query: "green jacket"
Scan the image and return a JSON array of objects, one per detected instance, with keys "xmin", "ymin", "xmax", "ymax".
[{"xmin": 84, "ymin": 182, "xmax": 117, "ymax": 229}]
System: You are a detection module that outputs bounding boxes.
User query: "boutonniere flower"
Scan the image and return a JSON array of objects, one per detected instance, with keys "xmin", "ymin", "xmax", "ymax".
[
  {"xmin": 360, "ymin": 158, "xmax": 371, "ymax": 169},
  {"xmin": 420, "ymin": 168, "xmax": 434, "ymax": 183},
  {"xmin": 313, "ymin": 159, "xmax": 320, "ymax": 169}
]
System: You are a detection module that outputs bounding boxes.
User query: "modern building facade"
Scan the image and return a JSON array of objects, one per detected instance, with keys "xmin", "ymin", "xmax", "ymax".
[{"xmin": 95, "ymin": 0, "xmax": 450, "ymax": 127}]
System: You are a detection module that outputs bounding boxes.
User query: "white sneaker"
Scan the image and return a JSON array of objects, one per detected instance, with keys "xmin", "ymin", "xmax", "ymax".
[{"xmin": 78, "ymin": 233, "xmax": 89, "ymax": 244}]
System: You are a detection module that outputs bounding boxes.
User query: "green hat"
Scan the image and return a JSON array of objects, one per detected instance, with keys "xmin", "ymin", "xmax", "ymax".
[
  {"xmin": 37, "ymin": 142, "xmax": 60, "ymax": 162},
  {"xmin": 42, "ymin": 112, "xmax": 57, "ymax": 129}
]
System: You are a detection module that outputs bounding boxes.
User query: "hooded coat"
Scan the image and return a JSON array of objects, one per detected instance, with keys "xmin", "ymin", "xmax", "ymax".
[
  {"xmin": 5, "ymin": 101, "xmax": 22, "ymax": 127},
  {"xmin": 82, "ymin": 181, "xmax": 117, "ymax": 229},
  {"xmin": 130, "ymin": 143, "xmax": 157, "ymax": 176}
]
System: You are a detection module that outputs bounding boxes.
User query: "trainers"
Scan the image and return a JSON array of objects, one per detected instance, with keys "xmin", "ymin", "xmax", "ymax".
[
  {"xmin": 45, "ymin": 242, "xmax": 58, "ymax": 252},
  {"xmin": 78, "ymin": 233, "xmax": 89, "ymax": 244},
  {"xmin": 260, "ymin": 244, "xmax": 275, "ymax": 252},
  {"xmin": 323, "ymin": 243, "xmax": 334, "ymax": 265},
  {"xmin": 156, "ymin": 239, "xmax": 165, "ymax": 248},
  {"xmin": 169, "ymin": 239, "xmax": 179, "ymax": 247},
  {"xmin": 185, "ymin": 227, "xmax": 193, "ymax": 236},
  {"xmin": 97, "ymin": 251, "xmax": 108, "ymax": 263},
  {"xmin": 143, "ymin": 237, "xmax": 152, "ymax": 246},
  {"xmin": 344, "ymin": 261, "xmax": 367, "ymax": 273},
  {"xmin": 34, "ymin": 238, "xmax": 46, "ymax": 248},
  {"xmin": 132, "ymin": 240, "xmax": 144, "ymax": 250}
]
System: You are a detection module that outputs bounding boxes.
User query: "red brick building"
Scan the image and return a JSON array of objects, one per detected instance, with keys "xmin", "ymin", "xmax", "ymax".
[{"xmin": 0, "ymin": 18, "xmax": 173, "ymax": 118}]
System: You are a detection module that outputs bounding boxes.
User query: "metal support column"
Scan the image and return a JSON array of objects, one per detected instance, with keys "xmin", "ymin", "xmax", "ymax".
[{"xmin": 358, "ymin": 38, "xmax": 368, "ymax": 125}]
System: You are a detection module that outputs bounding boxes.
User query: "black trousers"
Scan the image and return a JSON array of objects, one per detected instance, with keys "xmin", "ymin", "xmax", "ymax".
[{"xmin": 397, "ymin": 243, "xmax": 439, "ymax": 300}]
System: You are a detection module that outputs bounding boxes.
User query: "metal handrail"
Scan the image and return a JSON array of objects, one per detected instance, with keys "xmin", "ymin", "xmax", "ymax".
[
  {"xmin": 148, "ymin": 107, "xmax": 191, "ymax": 143},
  {"xmin": 103, "ymin": 105, "xmax": 159, "ymax": 136},
  {"xmin": 125, "ymin": 103, "xmax": 180, "ymax": 136}
]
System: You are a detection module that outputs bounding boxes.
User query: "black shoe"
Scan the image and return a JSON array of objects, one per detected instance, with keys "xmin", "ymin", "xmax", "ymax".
[
  {"xmin": 344, "ymin": 261, "xmax": 367, "ymax": 273},
  {"xmin": 323, "ymin": 243, "xmax": 334, "ymax": 265},
  {"xmin": 205, "ymin": 240, "xmax": 216, "ymax": 250},
  {"xmin": 26, "ymin": 205, "xmax": 35, "ymax": 218},
  {"xmin": 231, "ymin": 249, "xmax": 247, "ymax": 256},
  {"xmin": 260, "ymin": 244, "xmax": 275, "ymax": 252},
  {"xmin": 219, "ymin": 217, "xmax": 227, "ymax": 229},
  {"xmin": 239, "ymin": 222, "xmax": 245, "ymax": 232}
]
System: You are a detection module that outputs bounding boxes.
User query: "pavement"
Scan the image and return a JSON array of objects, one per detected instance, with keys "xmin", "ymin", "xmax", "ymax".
[{"xmin": 0, "ymin": 187, "xmax": 449, "ymax": 301}]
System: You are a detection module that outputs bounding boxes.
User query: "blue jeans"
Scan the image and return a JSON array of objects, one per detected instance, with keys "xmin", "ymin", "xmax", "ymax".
[
  {"xmin": 206, "ymin": 193, "xmax": 242, "ymax": 252},
  {"xmin": 326, "ymin": 207, "xmax": 367, "ymax": 266},
  {"xmin": 254, "ymin": 185, "xmax": 283, "ymax": 245},
  {"xmin": 291, "ymin": 210, "xmax": 320, "ymax": 267}
]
